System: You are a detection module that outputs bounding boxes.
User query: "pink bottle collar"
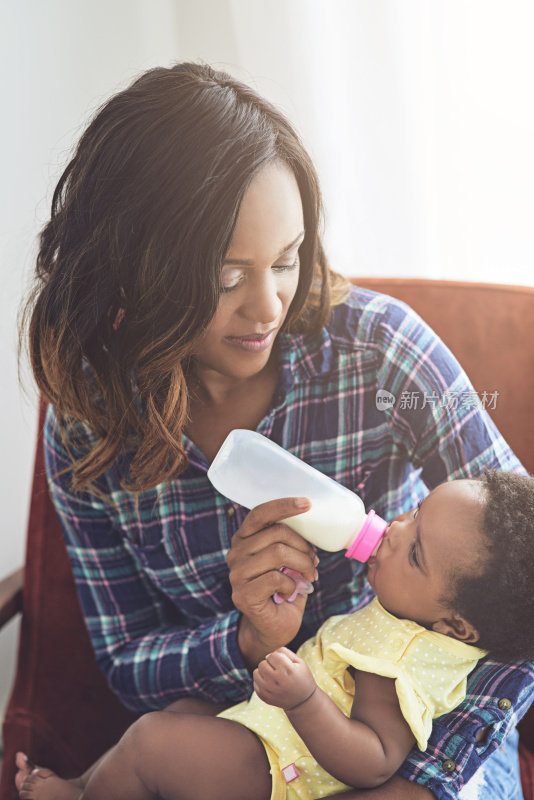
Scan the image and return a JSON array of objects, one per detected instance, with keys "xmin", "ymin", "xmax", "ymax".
[{"xmin": 345, "ymin": 510, "xmax": 388, "ymax": 562}]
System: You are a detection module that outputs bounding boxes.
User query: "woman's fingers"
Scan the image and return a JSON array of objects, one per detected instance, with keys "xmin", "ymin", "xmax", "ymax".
[
  {"xmin": 228, "ymin": 536, "xmax": 317, "ymax": 588},
  {"xmin": 227, "ymin": 498, "xmax": 319, "ymax": 589},
  {"xmin": 231, "ymin": 566, "xmax": 308, "ymax": 610},
  {"xmin": 237, "ymin": 587, "xmax": 307, "ymax": 668},
  {"xmin": 229, "ymin": 522, "xmax": 316, "ymax": 560},
  {"xmin": 235, "ymin": 497, "xmax": 311, "ymax": 540},
  {"xmin": 228, "ymin": 498, "xmax": 320, "ymax": 666}
]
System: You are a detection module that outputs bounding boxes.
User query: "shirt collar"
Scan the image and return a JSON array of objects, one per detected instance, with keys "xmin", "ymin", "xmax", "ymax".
[
  {"xmin": 185, "ymin": 325, "xmax": 335, "ymax": 467},
  {"xmin": 274, "ymin": 326, "xmax": 334, "ymax": 401}
]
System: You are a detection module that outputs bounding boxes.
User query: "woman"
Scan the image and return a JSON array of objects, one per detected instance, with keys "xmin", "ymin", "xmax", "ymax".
[{"xmin": 24, "ymin": 62, "xmax": 530, "ymax": 799}]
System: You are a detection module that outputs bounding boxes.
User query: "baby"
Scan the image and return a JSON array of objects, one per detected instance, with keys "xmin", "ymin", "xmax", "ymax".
[{"xmin": 15, "ymin": 470, "xmax": 534, "ymax": 800}]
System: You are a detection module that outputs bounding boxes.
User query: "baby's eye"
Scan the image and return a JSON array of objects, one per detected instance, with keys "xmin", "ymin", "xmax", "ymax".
[
  {"xmin": 409, "ymin": 541, "xmax": 419, "ymax": 567},
  {"xmin": 412, "ymin": 499, "xmax": 423, "ymax": 519}
]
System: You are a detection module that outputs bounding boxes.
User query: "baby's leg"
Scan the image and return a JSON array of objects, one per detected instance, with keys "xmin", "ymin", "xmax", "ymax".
[
  {"xmin": 161, "ymin": 697, "xmax": 232, "ymax": 716},
  {"xmin": 74, "ymin": 697, "xmax": 230, "ymax": 790},
  {"xmin": 15, "ymin": 700, "xmax": 244, "ymax": 800},
  {"xmin": 79, "ymin": 710, "xmax": 272, "ymax": 800},
  {"xmin": 18, "ymin": 713, "xmax": 271, "ymax": 800}
]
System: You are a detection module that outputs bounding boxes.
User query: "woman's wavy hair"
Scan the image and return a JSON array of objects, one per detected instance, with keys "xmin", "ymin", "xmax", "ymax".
[{"xmin": 22, "ymin": 62, "xmax": 350, "ymax": 492}]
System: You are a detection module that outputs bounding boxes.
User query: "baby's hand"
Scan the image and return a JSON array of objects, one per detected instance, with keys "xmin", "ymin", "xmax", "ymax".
[{"xmin": 253, "ymin": 646, "xmax": 317, "ymax": 711}]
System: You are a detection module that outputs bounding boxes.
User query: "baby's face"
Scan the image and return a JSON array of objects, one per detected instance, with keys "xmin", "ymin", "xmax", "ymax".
[{"xmin": 366, "ymin": 479, "xmax": 486, "ymax": 630}]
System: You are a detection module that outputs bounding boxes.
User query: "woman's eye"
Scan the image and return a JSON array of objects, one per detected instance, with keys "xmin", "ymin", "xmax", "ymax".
[
  {"xmin": 409, "ymin": 541, "xmax": 419, "ymax": 567},
  {"xmin": 220, "ymin": 256, "xmax": 299, "ymax": 293},
  {"xmin": 272, "ymin": 256, "xmax": 299, "ymax": 273},
  {"xmin": 220, "ymin": 268, "xmax": 245, "ymax": 293}
]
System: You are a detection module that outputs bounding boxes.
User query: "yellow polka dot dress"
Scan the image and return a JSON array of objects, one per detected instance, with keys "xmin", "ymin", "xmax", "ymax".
[{"xmin": 219, "ymin": 599, "xmax": 486, "ymax": 799}]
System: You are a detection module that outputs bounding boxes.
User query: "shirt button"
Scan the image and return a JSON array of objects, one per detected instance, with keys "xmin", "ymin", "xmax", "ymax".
[
  {"xmin": 226, "ymin": 506, "xmax": 236, "ymax": 517},
  {"xmin": 497, "ymin": 698, "xmax": 512, "ymax": 711},
  {"xmin": 442, "ymin": 759, "xmax": 456, "ymax": 773}
]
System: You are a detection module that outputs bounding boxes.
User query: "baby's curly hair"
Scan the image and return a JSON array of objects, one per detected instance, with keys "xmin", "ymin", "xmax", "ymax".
[{"xmin": 452, "ymin": 470, "xmax": 534, "ymax": 662}]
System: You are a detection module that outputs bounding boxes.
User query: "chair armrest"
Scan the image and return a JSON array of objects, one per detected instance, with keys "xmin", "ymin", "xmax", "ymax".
[{"xmin": 0, "ymin": 567, "xmax": 23, "ymax": 629}]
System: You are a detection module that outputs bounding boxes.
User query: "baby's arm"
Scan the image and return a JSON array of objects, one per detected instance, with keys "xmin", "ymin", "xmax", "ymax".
[{"xmin": 254, "ymin": 647, "xmax": 415, "ymax": 789}]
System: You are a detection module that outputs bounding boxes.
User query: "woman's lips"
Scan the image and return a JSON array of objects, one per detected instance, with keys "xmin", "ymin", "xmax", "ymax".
[{"xmin": 224, "ymin": 329, "xmax": 276, "ymax": 353}]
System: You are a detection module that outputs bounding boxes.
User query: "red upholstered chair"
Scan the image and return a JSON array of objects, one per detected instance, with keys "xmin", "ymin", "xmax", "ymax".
[
  {"xmin": 0, "ymin": 395, "xmax": 138, "ymax": 800},
  {"xmin": 1, "ymin": 278, "xmax": 534, "ymax": 799}
]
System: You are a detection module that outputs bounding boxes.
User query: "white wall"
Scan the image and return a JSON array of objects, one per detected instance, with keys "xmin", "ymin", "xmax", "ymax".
[
  {"xmin": 2, "ymin": 0, "xmax": 534, "ymax": 729},
  {"xmin": 0, "ymin": 0, "xmax": 182, "ymax": 729},
  {"xmin": 175, "ymin": 0, "xmax": 534, "ymax": 283}
]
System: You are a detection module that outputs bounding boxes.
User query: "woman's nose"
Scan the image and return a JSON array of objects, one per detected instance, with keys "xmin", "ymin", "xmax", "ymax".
[{"xmin": 241, "ymin": 275, "xmax": 282, "ymax": 323}]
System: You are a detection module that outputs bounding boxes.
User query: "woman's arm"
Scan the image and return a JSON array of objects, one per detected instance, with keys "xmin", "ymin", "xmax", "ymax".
[
  {"xmin": 254, "ymin": 648, "xmax": 415, "ymax": 788},
  {"xmin": 44, "ymin": 406, "xmax": 317, "ymax": 710},
  {"xmin": 226, "ymin": 498, "xmax": 317, "ymax": 669},
  {"xmin": 52, "ymin": 503, "xmax": 252, "ymax": 710}
]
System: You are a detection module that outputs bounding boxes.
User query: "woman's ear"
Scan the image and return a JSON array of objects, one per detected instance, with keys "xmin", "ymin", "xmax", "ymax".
[{"xmin": 432, "ymin": 615, "xmax": 480, "ymax": 644}]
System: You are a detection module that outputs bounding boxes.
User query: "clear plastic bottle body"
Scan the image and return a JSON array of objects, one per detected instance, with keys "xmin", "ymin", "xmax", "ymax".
[{"xmin": 207, "ymin": 430, "xmax": 376, "ymax": 553}]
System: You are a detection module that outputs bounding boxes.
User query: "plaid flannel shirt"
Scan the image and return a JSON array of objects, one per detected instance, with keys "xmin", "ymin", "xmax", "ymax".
[{"xmin": 45, "ymin": 286, "xmax": 533, "ymax": 798}]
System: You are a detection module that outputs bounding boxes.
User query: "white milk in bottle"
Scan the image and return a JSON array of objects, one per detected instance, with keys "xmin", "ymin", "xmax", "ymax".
[{"xmin": 207, "ymin": 429, "xmax": 387, "ymax": 561}]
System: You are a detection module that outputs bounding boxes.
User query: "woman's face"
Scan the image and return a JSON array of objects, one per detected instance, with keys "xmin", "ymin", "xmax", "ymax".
[{"xmin": 193, "ymin": 161, "xmax": 305, "ymax": 382}]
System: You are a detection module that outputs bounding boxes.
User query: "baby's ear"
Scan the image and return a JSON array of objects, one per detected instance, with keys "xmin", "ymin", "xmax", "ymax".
[{"xmin": 432, "ymin": 615, "xmax": 480, "ymax": 644}]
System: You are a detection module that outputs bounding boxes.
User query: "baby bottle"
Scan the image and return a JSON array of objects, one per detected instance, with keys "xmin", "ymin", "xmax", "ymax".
[{"xmin": 207, "ymin": 430, "xmax": 387, "ymax": 588}]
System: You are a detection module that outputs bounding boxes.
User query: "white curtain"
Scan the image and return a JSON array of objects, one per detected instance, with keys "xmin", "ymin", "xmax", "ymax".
[
  {"xmin": 176, "ymin": 0, "xmax": 534, "ymax": 285},
  {"xmin": 1, "ymin": 0, "xmax": 533, "ymax": 717}
]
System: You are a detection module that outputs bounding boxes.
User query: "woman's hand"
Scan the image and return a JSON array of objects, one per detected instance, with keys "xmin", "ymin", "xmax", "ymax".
[
  {"xmin": 226, "ymin": 497, "xmax": 318, "ymax": 669},
  {"xmin": 254, "ymin": 647, "xmax": 317, "ymax": 710}
]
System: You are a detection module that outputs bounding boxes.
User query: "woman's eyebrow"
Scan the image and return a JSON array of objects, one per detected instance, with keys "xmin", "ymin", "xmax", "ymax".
[{"xmin": 223, "ymin": 230, "xmax": 305, "ymax": 266}]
